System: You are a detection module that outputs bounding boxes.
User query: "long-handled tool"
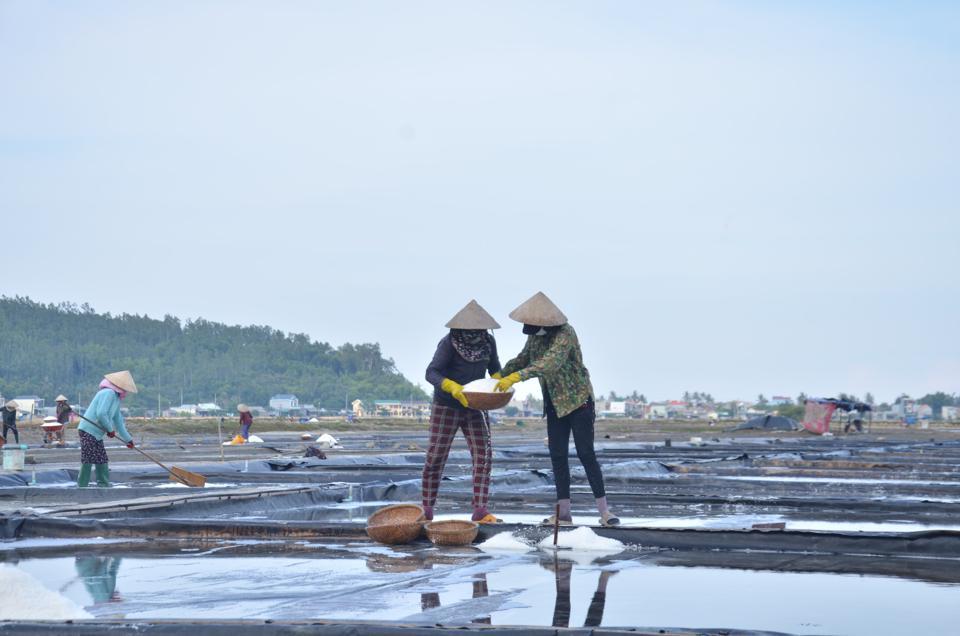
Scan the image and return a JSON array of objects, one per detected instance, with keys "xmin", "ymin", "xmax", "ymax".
[
  {"xmin": 77, "ymin": 414, "xmax": 206, "ymax": 487},
  {"xmin": 553, "ymin": 503, "xmax": 561, "ymax": 547},
  {"xmin": 550, "ymin": 503, "xmax": 571, "ymax": 550}
]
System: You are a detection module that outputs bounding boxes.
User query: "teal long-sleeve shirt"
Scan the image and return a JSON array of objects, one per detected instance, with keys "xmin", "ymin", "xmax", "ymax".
[{"xmin": 77, "ymin": 388, "xmax": 133, "ymax": 443}]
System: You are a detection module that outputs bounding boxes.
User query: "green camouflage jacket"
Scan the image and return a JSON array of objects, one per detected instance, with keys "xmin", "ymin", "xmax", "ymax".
[{"xmin": 502, "ymin": 324, "xmax": 593, "ymax": 418}]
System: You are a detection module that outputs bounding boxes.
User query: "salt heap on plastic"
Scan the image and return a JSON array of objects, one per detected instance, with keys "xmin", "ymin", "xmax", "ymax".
[
  {"xmin": 537, "ymin": 526, "xmax": 624, "ymax": 552},
  {"xmin": 478, "ymin": 531, "xmax": 534, "ymax": 552},
  {"xmin": 462, "ymin": 378, "xmax": 500, "ymax": 393},
  {"xmin": 316, "ymin": 433, "xmax": 342, "ymax": 449},
  {"xmin": 0, "ymin": 565, "xmax": 91, "ymax": 620}
]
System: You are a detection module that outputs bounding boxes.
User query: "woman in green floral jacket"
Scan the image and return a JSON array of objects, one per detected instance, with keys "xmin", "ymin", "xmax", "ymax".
[{"xmin": 497, "ymin": 292, "xmax": 619, "ymax": 527}]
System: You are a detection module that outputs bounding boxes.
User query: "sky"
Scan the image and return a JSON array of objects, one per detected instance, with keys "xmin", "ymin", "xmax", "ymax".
[{"xmin": 1, "ymin": 1, "xmax": 957, "ymax": 404}]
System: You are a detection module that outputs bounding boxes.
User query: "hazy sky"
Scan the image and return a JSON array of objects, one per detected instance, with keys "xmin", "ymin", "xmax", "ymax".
[{"xmin": 1, "ymin": 1, "xmax": 957, "ymax": 404}]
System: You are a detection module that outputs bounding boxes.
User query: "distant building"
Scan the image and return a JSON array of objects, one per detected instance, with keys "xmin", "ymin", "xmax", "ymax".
[
  {"xmin": 770, "ymin": 396, "xmax": 792, "ymax": 406},
  {"xmin": 169, "ymin": 404, "xmax": 197, "ymax": 416},
  {"xmin": 269, "ymin": 394, "xmax": 299, "ymax": 412},
  {"xmin": 13, "ymin": 396, "xmax": 44, "ymax": 417},
  {"xmin": 598, "ymin": 401, "xmax": 627, "ymax": 418},
  {"xmin": 373, "ymin": 400, "xmax": 431, "ymax": 418},
  {"xmin": 942, "ymin": 406, "xmax": 960, "ymax": 421},
  {"xmin": 647, "ymin": 403, "xmax": 668, "ymax": 419},
  {"xmin": 196, "ymin": 403, "xmax": 222, "ymax": 415}
]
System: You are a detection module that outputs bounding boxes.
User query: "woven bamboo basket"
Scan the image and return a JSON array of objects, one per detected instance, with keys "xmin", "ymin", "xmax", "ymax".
[
  {"xmin": 365, "ymin": 503, "xmax": 425, "ymax": 545},
  {"xmin": 463, "ymin": 390, "xmax": 513, "ymax": 411},
  {"xmin": 424, "ymin": 520, "xmax": 479, "ymax": 546}
]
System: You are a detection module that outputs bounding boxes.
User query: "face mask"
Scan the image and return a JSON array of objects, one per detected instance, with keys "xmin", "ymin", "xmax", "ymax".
[{"xmin": 523, "ymin": 324, "xmax": 549, "ymax": 336}]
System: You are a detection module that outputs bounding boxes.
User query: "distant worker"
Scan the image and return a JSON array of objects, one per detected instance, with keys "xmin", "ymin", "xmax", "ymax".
[
  {"xmin": 50, "ymin": 394, "xmax": 73, "ymax": 445},
  {"xmin": 77, "ymin": 370, "xmax": 138, "ymax": 487},
  {"xmin": 423, "ymin": 300, "xmax": 502, "ymax": 524},
  {"xmin": 2, "ymin": 401, "xmax": 19, "ymax": 445},
  {"xmin": 496, "ymin": 292, "xmax": 619, "ymax": 527},
  {"xmin": 237, "ymin": 404, "xmax": 253, "ymax": 441},
  {"xmin": 845, "ymin": 410, "xmax": 865, "ymax": 434}
]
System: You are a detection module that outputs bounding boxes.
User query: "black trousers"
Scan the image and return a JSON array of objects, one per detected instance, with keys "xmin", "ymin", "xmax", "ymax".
[
  {"xmin": 546, "ymin": 397, "xmax": 605, "ymax": 500},
  {"xmin": 2, "ymin": 422, "xmax": 18, "ymax": 444}
]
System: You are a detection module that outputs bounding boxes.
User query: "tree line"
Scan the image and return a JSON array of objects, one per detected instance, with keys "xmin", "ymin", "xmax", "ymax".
[{"xmin": 0, "ymin": 296, "xmax": 427, "ymax": 414}]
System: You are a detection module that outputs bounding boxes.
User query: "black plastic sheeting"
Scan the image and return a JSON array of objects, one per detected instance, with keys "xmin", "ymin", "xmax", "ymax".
[
  {"xmin": 731, "ymin": 415, "xmax": 799, "ymax": 431},
  {"xmin": 0, "ymin": 469, "xmax": 75, "ymax": 487},
  {"xmin": 0, "ymin": 620, "xmax": 793, "ymax": 636}
]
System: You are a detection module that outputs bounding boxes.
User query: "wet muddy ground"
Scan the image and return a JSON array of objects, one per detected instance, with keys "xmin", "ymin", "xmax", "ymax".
[{"xmin": 2, "ymin": 426, "xmax": 959, "ymax": 634}]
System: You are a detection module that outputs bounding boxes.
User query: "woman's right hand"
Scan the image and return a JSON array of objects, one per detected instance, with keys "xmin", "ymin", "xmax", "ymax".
[{"xmin": 440, "ymin": 378, "xmax": 469, "ymax": 408}]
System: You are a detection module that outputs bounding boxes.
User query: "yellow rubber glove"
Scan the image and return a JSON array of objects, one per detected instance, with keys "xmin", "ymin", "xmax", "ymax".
[
  {"xmin": 440, "ymin": 378, "xmax": 469, "ymax": 408},
  {"xmin": 495, "ymin": 372, "xmax": 521, "ymax": 393},
  {"xmin": 491, "ymin": 372, "xmax": 502, "ymax": 380}
]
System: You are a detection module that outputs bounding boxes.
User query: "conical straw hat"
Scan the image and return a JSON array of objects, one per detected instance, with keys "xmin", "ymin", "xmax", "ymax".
[
  {"xmin": 237, "ymin": 404, "xmax": 251, "ymax": 413},
  {"xmin": 104, "ymin": 370, "xmax": 138, "ymax": 394},
  {"xmin": 445, "ymin": 300, "xmax": 500, "ymax": 330},
  {"xmin": 508, "ymin": 292, "xmax": 567, "ymax": 327},
  {"xmin": 4, "ymin": 401, "xmax": 17, "ymax": 410},
  {"xmin": 55, "ymin": 394, "xmax": 69, "ymax": 402}
]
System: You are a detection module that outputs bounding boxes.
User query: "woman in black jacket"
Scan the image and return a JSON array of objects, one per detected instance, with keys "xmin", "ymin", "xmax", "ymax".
[{"xmin": 423, "ymin": 300, "xmax": 502, "ymax": 523}]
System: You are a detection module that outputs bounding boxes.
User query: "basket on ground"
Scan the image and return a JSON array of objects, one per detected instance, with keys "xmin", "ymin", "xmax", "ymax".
[
  {"xmin": 464, "ymin": 390, "xmax": 513, "ymax": 411},
  {"xmin": 366, "ymin": 503, "xmax": 425, "ymax": 545},
  {"xmin": 424, "ymin": 519, "xmax": 479, "ymax": 546}
]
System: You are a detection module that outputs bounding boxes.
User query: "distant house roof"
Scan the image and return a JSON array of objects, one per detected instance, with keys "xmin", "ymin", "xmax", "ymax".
[
  {"xmin": 374, "ymin": 400, "xmax": 402, "ymax": 406},
  {"xmin": 271, "ymin": 394, "xmax": 297, "ymax": 400},
  {"xmin": 197, "ymin": 403, "xmax": 221, "ymax": 410}
]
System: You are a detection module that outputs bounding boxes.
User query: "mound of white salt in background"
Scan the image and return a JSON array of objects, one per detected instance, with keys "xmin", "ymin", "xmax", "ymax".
[
  {"xmin": 316, "ymin": 433, "xmax": 342, "ymax": 449},
  {"xmin": 462, "ymin": 378, "xmax": 501, "ymax": 393},
  {"xmin": 0, "ymin": 564, "xmax": 91, "ymax": 620},
  {"xmin": 537, "ymin": 526, "xmax": 624, "ymax": 552},
  {"xmin": 478, "ymin": 531, "xmax": 533, "ymax": 552}
]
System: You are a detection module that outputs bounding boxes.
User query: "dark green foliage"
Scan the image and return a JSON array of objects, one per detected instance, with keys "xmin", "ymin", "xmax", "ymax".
[
  {"xmin": 0, "ymin": 296, "xmax": 427, "ymax": 413},
  {"xmin": 918, "ymin": 392, "xmax": 958, "ymax": 418},
  {"xmin": 776, "ymin": 403, "xmax": 805, "ymax": 420}
]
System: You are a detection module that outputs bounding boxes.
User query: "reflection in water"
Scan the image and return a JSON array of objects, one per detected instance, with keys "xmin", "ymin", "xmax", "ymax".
[
  {"xmin": 75, "ymin": 556, "xmax": 122, "ymax": 604},
  {"xmin": 541, "ymin": 556, "xmax": 616, "ymax": 628},
  {"xmin": 420, "ymin": 591, "xmax": 440, "ymax": 611},
  {"xmin": 472, "ymin": 575, "xmax": 491, "ymax": 624},
  {"xmin": 419, "ymin": 573, "xmax": 492, "ymax": 624}
]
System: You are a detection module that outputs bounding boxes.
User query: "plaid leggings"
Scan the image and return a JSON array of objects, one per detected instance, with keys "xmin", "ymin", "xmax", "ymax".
[{"xmin": 421, "ymin": 404, "xmax": 492, "ymax": 510}]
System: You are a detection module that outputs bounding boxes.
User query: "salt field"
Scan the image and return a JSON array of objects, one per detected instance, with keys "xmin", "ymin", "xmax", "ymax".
[{"xmin": 2, "ymin": 428, "xmax": 960, "ymax": 634}]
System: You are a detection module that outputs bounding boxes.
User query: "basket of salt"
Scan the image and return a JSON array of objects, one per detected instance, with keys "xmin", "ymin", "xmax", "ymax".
[
  {"xmin": 424, "ymin": 519, "xmax": 479, "ymax": 546},
  {"xmin": 462, "ymin": 378, "xmax": 514, "ymax": 411},
  {"xmin": 365, "ymin": 503, "xmax": 425, "ymax": 545}
]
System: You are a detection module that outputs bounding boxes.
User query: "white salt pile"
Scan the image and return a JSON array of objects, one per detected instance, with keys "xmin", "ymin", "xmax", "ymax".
[
  {"xmin": 316, "ymin": 433, "xmax": 342, "ymax": 449},
  {"xmin": 462, "ymin": 378, "xmax": 501, "ymax": 393},
  {"xmin": 0, "ymin": 565, "xmax": 91, "ymax": 620},
  {"xmin": 478, "ymin": 531, "xmax": 534, "ymax": 552},
  {"xmin": 247, "ymin": 434, "xmax": 264, "ymax": 443},
  {"xmin": 537, "ymin": 526, "xmax": 625, "ymax": 552}
]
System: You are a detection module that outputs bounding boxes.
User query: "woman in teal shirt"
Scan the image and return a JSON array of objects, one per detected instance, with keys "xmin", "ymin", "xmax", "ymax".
[{"xmin": 77, "ymin": 370, "xmax": 138, "ymax": 487}]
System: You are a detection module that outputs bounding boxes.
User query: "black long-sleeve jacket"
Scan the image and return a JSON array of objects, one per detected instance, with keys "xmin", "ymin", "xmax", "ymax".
[{"xmin": 425, "ymin": 333, "xmax": 501, "ymax": 410}]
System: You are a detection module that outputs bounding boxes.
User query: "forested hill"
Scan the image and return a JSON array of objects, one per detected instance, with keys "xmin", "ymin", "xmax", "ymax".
[{"xmin": 0, "ymin": 296, "xmax": 428, "ymax": 413}]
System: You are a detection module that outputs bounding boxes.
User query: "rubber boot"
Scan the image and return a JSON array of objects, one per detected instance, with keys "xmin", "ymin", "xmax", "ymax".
[
  {"xmin": 77, "ymin": 463, "xmax": 92, "ymax": 487},
  {"xmin": 94, "ymin": 464, "xmax": 111, "ymax": 488}
]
